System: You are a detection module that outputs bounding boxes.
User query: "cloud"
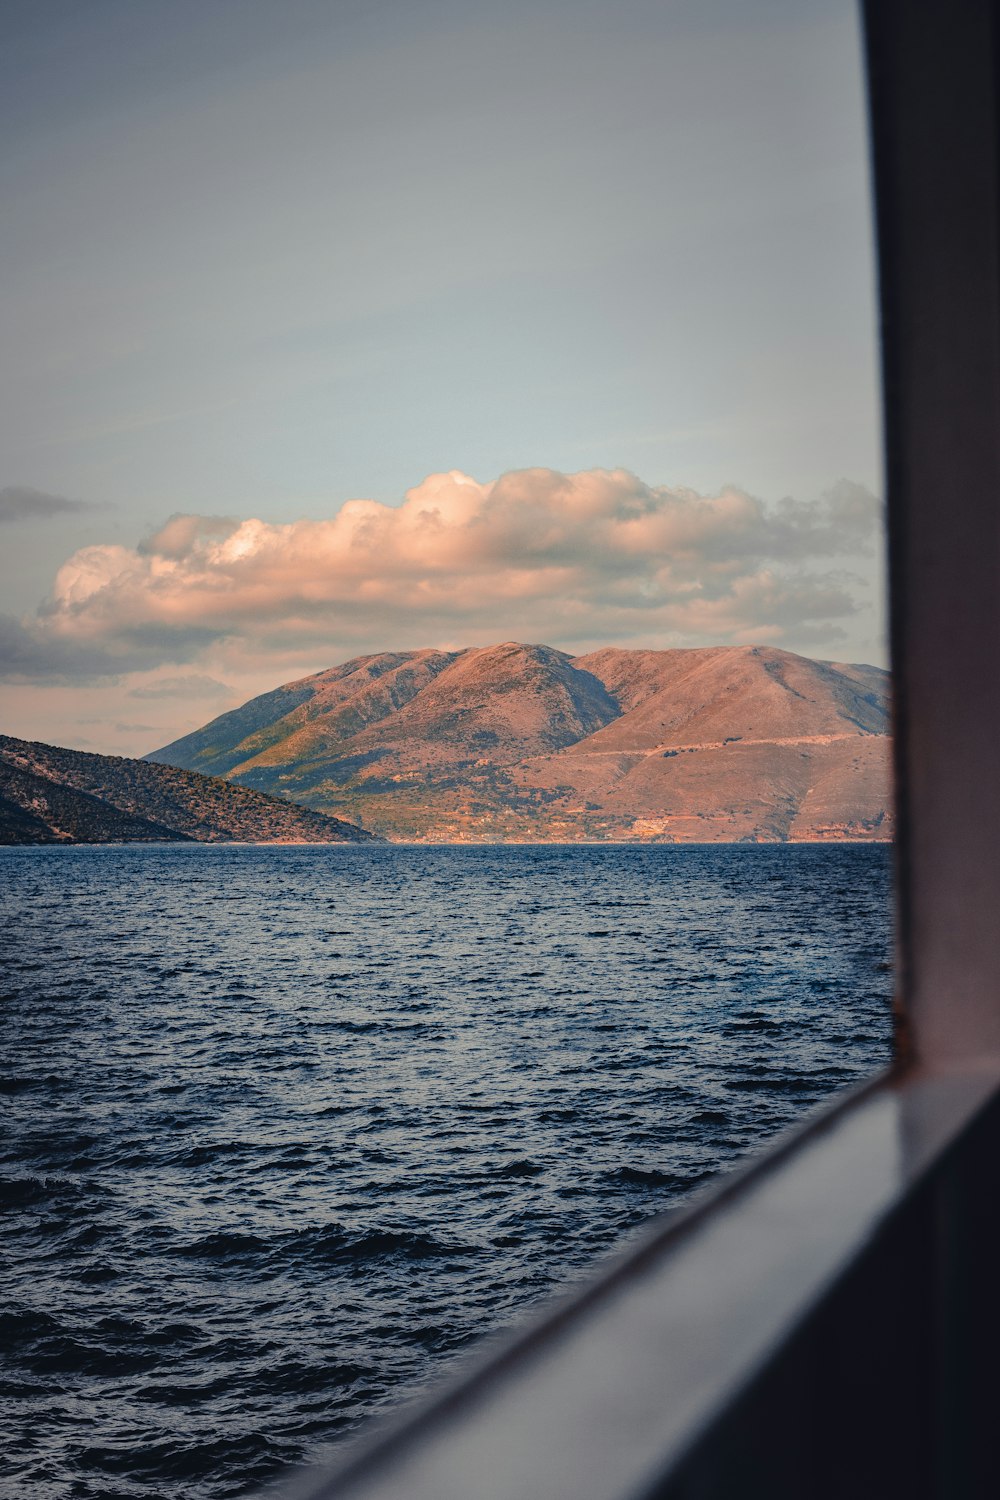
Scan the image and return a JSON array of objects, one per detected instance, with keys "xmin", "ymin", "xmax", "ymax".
[
  {"xmin": 0, "ymin": 485, "xmax": 102, "ymax": 524},
  {"xmin": 0, "ymin": 608, "xmax": 218, "ymax": 682},
  {"xmin": 127, "ymin": 673, "xmax": 230, "ymax": 700},
  {"xmin": 3, "ymin": 468, "xmax": 881, "ymax": 682},
  {"xmin": 136, "ymin": 514, "xmax": 237, "ymax": 559},
  {"xmin": 0, "ymin": 611, "xmax": 125, "ymax": 682}
]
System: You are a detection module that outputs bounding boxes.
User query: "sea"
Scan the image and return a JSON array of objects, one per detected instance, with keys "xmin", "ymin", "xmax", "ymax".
[{"xmin": 0, "ymin": 843, "xmax": 893, "ymax": 1500}]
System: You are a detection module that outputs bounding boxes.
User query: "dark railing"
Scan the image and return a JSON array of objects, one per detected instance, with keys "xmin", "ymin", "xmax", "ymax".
[{"xmin": 264, "ymin": 4, "xmax": 1000, "ymax": 1495}]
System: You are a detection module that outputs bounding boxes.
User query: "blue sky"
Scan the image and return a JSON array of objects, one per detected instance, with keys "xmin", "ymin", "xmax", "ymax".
[{"xmin": 0, "ymin": 0, "xmax": 884, "ymax": 753}]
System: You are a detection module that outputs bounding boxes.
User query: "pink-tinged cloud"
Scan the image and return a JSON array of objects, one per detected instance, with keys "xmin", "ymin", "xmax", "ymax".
[{"xmin": 3, "ymin": 468, "xmax": 881, "ymax": 682}]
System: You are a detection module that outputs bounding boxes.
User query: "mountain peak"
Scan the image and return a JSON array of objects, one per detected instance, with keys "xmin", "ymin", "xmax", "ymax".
[{"xmin": 148, "ymin": 643, "xmax": 891, "ymax": 843}]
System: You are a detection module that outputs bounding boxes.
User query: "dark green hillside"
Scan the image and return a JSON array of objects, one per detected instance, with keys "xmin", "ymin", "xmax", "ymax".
[
  {"xmin": 0, "ymin": 760, "xmax": 188, "ymax": 843},
  {"xmin": 148, "ymin": 650, "xmax": 454, "ymax": 779},
  {"xmin": 148, "ymin": 680, "xmax": 318, "ymax": 778},
  {"xmin": 0, "ymin": 735, "xmax": 378, "ymax": 845},
  {"xmin": 0, "ymin": 789, "xmax": 70, "ymax": 844}
]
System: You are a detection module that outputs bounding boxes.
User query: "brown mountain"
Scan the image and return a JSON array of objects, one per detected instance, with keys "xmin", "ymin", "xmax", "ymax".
[
  {"xmin": 149, "ymin": 643, "xmax": 892, "ymax": 843},
  {"xmin": 0, "ymin": 735, "xmax": 379, "ymax": 845}
]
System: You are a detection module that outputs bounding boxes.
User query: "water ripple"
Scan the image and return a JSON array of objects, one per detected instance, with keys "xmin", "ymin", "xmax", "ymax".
[{"xmin": 0, "ymin": 843, "xmax": 892, "ymax": 1499}]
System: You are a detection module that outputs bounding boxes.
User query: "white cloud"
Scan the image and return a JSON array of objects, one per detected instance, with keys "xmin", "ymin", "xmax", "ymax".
[{"xmin": 3, "ymin": 468, "xmax": 881, "ymax": 682}]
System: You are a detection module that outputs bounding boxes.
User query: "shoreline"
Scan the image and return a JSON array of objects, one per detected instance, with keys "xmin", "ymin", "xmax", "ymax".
[{"xmin": 0, "ymin": 836, "xmax": 894, "ymax": 850}]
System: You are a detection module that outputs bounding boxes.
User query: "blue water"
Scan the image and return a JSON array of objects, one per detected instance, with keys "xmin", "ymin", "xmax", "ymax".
[{"xmin": 0, "ymin": 844, "xmax": 892, "ymax": 1499}]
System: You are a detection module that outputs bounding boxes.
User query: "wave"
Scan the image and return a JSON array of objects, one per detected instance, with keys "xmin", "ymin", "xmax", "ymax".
[
  {"xmin": 79, "ymin": 1431, "xmax": 301, "ymax": 1485},
  {"xmin": 167, "ymin": 1223, "xmax": 482, "ymax": 1267},
  {"xmin": 609, "ymin": 1165, "xmax": 715, "ymax": 1190},
  {"xmin": 0, "ymin": 1174, "xmax": 103, "ymax": 1208},
  {"xmin": 0, "ymin": 1074, "xmax": 67, "ymax": 1095}
]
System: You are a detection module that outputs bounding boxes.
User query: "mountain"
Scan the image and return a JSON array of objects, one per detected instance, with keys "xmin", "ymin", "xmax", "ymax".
[
  {"xmin": 149, "ymin": 643, "xmax": 892, "ymax": 843},
  {"xmin": 0, "ymin": 736, "xmax": 379, "ymax": 845}
]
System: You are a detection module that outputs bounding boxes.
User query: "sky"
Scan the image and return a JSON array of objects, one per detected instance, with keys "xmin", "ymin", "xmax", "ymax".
[{"xmin": 0, "ymin": 0, "xmax": 885, "ymax": 756}]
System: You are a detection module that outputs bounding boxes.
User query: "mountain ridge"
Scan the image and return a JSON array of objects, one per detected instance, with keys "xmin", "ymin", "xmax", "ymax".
[
  {"xmin": 0, "ymin": 735, "xmax": 379, "ymax": 845},
  {"xmin": 148, "ymin": 643, "xmax": 892, "ymax": 843}
]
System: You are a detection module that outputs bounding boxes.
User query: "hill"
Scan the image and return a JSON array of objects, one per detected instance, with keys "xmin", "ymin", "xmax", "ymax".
[
  {"xmin": 0, "ymin": 736, "xmax": 378, "ymax": 845},
  {"xmin": 148, "ymin": 644, "xmax": 893, "ymax": 843}
]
